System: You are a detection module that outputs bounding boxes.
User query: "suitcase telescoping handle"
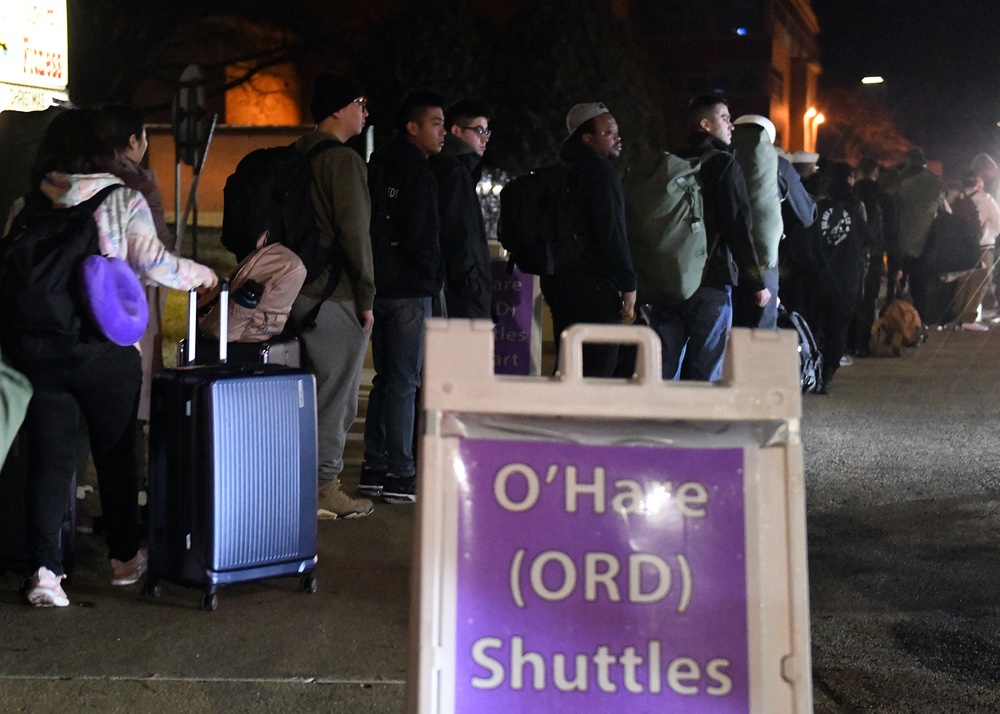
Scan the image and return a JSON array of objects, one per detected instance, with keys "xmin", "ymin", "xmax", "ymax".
[{"xmin": 186, "ymin": 279, "xmax": 229, "ymax": 365}]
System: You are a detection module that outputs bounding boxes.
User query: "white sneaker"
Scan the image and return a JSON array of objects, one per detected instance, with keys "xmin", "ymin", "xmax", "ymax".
[
  {"xmin": 111, "ymin": 548, "xmax": 148, "ymax": 586},
  {"xmin": 960, "ymin": 322, "xmax": 989, "ymax": 332},
  {"xmin": 26, "ymin": 567, "xmax": 69, "ymax": 607},
  {"xmin": 839, "ymin": 355, "xmax": 854, "ymax": 366}
]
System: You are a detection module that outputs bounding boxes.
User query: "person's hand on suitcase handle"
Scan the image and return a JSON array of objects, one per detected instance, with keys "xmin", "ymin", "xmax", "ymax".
[{"xmin": 196, "ymin": 270, "xmax": 219, "ymax": 291}]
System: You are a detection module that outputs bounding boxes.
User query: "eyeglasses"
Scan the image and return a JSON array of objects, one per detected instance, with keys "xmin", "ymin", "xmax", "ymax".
[
  {"xmin": 353, "ymin": 97, "xmax": 368, "ymax": 111},
  {"xmin": 461, "ymin": 125, "xmax": 492, "ymax": 138}
]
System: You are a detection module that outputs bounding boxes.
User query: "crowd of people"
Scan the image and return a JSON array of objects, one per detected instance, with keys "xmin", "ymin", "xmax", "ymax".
[
  {"xmin": 4, "ymin": 72, "xmax": 998, "ymax": 608},
  {"xmin": 537, "ymin": 93, "xmax": 1000, "ymax": 395}
]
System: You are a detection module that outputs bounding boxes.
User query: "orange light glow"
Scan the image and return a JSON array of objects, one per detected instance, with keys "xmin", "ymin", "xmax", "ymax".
[{"xmin": 225, "ymin": 62, "xmax": 302, "ymax": 126}]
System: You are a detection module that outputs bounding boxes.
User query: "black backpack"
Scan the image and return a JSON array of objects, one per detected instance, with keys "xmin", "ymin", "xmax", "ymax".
[
  {"xmin": 221, "ymin": 141, "xmax": 342, "ymax": 284},
  {"xmin": 777, "ymin": 306, "xmax": 824, "ymax": 394},
  {"xmin": 0, "ymin": 185, "xmax": 122, "ymax": 367},
  {"xmin": 923, "ymin": 195, "xmax": 982, "ymax": 274},
  {"xmin": 497, "ymin": 164, "xmax": 571, "ymax": 275}
]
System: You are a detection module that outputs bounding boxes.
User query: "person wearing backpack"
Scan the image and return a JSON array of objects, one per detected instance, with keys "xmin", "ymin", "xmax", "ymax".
[
  {"xmin": 894, "ymin": 148, "xmax": 947, "ymax": 320},
  {"xmin": 850, "ymin": 157, "xmax": 888, "ymax": 354},
  {"xmin": 287, "ymin": 74, "xmax": 377, "ymax": 520},
  {"xmin": 951, "ymin": 172, "xmax": 1000, "ymax": 331},
  {"xmin": 538, "ymin": 102, "xmax": 637, "ymax": 377},
  {"xmin": 802, "ymin": 162, "xmax": 867, "ymax": 393},
  {"xmin": 730, "ymin": 114, "xmax": 783, "ymax": 329},
  {"xmin": 361, "ymin": 90, "xmax": 445, "ymax": 504},
  {"xmin": 0, "ymin": 108, "xmax": 217, "ymax": 607},
  {"xmin": 428, "ymin": 100, "xmax": 493, "ymax": 320},
  {"xmin": 654, "ymin": 95, "xmax": 768, "ymax": 381}
]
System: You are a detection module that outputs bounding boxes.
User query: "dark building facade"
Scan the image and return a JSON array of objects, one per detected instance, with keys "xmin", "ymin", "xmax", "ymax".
[{"xmin": 623, "ymin": 0, "xmax": 821, "ymax": 151}]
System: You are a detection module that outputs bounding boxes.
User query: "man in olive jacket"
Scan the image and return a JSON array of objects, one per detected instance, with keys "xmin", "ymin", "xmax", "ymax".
[{"xmin": 291, "ymin": 74, "xmax": 376, "ymax": 520}]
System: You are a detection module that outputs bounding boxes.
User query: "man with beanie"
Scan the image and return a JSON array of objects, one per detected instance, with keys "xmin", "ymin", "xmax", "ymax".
[
  {"xmin": 663, "ymin": 95, "xmax": 768, "ymax": 380},
  {"xmin": 539, "ymin": 102, "xmax": 637, "ymax": 377},
  {"xmin": 360, "ymin": 90, "xmax": 445, "ymax": 504},
  {"xmin": 429, "ymin": 100, "xmax": 493, "ymax": 319},
  {"xmin": 290, "ymin": 73, "xmax": 376, "ymax": 520}
]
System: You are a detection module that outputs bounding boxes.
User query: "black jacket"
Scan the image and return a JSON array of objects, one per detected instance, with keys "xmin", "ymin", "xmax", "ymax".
[
  {"xmin": 368, "ymin": 135, "xmax": 443, "ymax": 299},
  {"xmin": 853, "ymin": 178, "xmax": 888, "ymax": 254},
  {"xmin": 429, "ymin": 134, "xmax": 491, "ymax": 318},
  {"xmin": 677, "ymin": 133, "xmax": 764, "ymax": 292},
  {"xmin": 557, "ymin": 138, "xmax": 637, "ymax": 292}
]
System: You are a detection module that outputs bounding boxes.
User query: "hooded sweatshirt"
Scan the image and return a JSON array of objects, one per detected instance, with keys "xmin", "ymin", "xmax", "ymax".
[{"xmin": 8, "ymin": 172, "xmax": 215, "ymax": 292}]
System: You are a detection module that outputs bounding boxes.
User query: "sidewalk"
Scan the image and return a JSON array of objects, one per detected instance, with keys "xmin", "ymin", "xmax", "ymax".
[
  {"xmin": 0, "ymin": 368, "xmax": 412, "ymax": 714},
  {"xmin": 4, "ymin": 323, "xmax": 1000, "ymax": 712}
]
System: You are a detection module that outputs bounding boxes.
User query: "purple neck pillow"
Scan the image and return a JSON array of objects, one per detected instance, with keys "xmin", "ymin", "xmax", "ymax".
[{"xmin": 79, "ymin": 255, "xmax": 149, "ymax": 345}]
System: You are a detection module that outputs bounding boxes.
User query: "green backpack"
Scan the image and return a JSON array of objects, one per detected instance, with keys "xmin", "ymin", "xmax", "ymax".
[{"xmin": 624, "ymin": 151, "xmax": 710, "ymax": 306}]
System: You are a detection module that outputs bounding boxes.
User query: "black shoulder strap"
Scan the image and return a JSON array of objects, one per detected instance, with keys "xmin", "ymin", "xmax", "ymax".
[
  {"xmin": 305, "ymin": 138, "xmax": 339, "ymax": 160},
  {"xmin": 297, "ymin": 140, "xmax": 351, "ymax": 332},
  {"xmin": 79, "ymin": 184, "xmax": 125, "ymax": 212}
]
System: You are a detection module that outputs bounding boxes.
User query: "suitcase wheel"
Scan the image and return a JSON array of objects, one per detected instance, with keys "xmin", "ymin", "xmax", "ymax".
[
  {"xmin": 200, "ymin": 592, "xmax": 219, "ymax": 612},
  {"xmin": 300, "ymin": 572, "xmax": 317, "ymax": 594}
]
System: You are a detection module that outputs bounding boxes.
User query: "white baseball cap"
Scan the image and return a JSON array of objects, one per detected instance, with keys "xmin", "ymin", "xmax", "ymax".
[
  {"xmin": 733, "ymin": 114, "xmax": 777, "ymax": 145},
  {"xmin": 566, "ymin": 102, "xmax": 610, "ymax": 136}
]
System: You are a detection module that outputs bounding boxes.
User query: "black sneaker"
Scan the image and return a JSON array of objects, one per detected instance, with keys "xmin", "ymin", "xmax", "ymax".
[
  {"xmin": 381, "ymin": 474, "xmax": 416, "ymax": 504},
  {"xmin": 358, "ymin": 462, "xmax": 387, "ymax": 496}
]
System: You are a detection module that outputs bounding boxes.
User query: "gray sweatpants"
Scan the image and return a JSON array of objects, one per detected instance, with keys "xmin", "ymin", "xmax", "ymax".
[{"xmin": 290, "ymin": 295, "xmax": 369, "ymax": 485}]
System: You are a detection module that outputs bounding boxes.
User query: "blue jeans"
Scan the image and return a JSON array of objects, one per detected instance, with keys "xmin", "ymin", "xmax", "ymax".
[
  {"xmin": 644, "ymin": 285, "xmax": 732, "ymax": 382},
  {"xmin": 363, "ymin": 297, "xmax": 431, "ymax": 478}
]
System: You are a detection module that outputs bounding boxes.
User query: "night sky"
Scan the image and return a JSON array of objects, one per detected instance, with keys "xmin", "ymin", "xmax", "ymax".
[{"xmin": 812, "ymin": 0, "xmax": 1000, "ymax": 175}]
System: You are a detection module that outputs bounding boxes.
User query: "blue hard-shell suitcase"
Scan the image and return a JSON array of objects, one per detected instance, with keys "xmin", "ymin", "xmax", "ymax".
[{"xmin": 145, "ymin": 286, "xmax": 318, "ymax": 610}]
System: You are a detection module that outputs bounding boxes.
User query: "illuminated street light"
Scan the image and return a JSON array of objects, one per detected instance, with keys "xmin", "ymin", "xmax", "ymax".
[
  {"xmin": 862, "ymin": 76, "xmax": 885, "ymax": 85},
  {"xmin": 810, "ymin": 112, "xmax": 825, "ymax": 153},
  {"xmin": 803, "ymin": 107, "xmax": 820, "ymax": 151}
]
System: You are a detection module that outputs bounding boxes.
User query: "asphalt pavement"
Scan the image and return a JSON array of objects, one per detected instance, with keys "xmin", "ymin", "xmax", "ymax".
[{"xmin": 2, "ymin": 324, "xmax": 1000, "ymax": 713}]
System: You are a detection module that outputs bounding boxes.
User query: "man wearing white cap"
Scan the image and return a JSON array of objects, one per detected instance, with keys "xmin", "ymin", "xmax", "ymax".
[
  {"xmin": 539, "ymin": 102, "xmax": 637, "ymax": 377},
  {"xmin": 791, "ymin": 151, "xmax": 820, "ymax": 181},
  {"xmin": 731, "ymin": 114, "xmax": 783, "ymax": 327}
]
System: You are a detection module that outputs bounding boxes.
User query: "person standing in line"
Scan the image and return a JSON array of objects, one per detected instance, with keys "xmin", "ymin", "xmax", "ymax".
[
  {"xmin": 103, "ymin": 105, "xmax": 171, "ymax": 434},
  {"xmin": 361, "ymin": 90, "xmax": 445, "ymax": 504},
  {"xmin": 289, "ymin": 74, "xmax": 377, "ymax": 520},
  {"xmin": 657, "ymin": 95, "xmax": 767, "ymax": 381},
  {"xmin": 730, "ymin": 113, "xmax": 783, "ymax": 329},
  {"xmin": 429, "ymin": 100, "xmax": 493, "ymax": 320},
  {"xmin": 952, "ymin": 172, "xmax": 1000, "ymax": 331},
  {"xmin": 851, "ymin": 156, "xmax": 889, "ymax": 354},
  {"xmin": 539, "ymin": 102, "xmax": 637, "ymax": 377},
  {"xmin": 894, "ymin": 147, "xmax": 946, "ymax": 320},
  {"xmin": 3, "ymin": 108, "xmax": 217, "ymax": 607},
  {"xmin": 805, "ymin": 162, "xmax": 867, "ymax": 392}
]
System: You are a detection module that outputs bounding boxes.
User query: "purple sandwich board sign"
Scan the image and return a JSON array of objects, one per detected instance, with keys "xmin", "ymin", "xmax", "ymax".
[
  {"xmin": 454, "ymin": 439, "xmax": 748, "ymax": 712},
  {"xmin": 491, "ymin": 261, "xmax": 541, "ymax": 375},
  {"xmin": 409, "ymin": 321, "xmax": 813, "ymax": 713}
]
